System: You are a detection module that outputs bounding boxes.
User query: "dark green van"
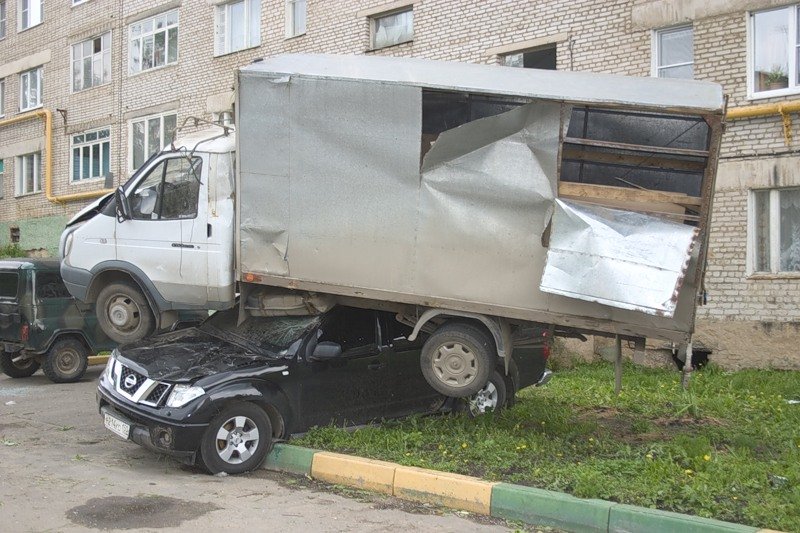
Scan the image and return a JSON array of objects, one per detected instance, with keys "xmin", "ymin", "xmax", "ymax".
[{"xmin": 0, "ymin": 259, "xmax": 116, "ymax": 383}]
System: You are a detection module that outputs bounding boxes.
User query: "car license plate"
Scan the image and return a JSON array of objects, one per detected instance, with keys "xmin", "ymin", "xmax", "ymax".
[{"xmin": 104, "ymin": 412, "xmax": 131, "ymax": 440}]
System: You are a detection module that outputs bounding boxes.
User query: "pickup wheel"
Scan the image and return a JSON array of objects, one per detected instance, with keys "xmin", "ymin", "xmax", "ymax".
[
  {"xmin": 199, "ymin": 402, "xmax": 273, "ymax": 475},
  {"xmin": 42, "ymin": 338, "xmax": 89, "ymax": 383},
  {"xmin": 96, "ymin": 281, "xmax": 155, "ymax": 344},
  {"xmin": 421, "ymin": 322, "xmax": 494, "ymax": 397},
  {"xmin": 0, "ymin": 351, "xmax": 40, "ymax": 378},
  {"xmin": 462, "ymin": 370, "xmax": 507, "ymax": 417}
]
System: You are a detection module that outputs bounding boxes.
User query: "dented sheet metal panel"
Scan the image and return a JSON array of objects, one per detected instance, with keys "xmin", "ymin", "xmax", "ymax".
[{"xmin": 540, "ymin": 200, "xmax": 698, "ymax": 317}]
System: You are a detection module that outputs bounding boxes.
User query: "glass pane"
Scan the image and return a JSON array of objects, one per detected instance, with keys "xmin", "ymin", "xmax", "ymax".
[
  {"xmin": 293, "ymin": 0, "xmax": 306, "ymax": 34},
  {"xmin": 130, "ymin": 39, "xmax": 141, "ymax": 72},
  {"xmin": 154, "ymin": 31, "xmax": 166, "ymax": 67},
  {"xmin": 21, "ymin": 74, "xmax": 29, "ymax": 109},
  {"xmin": 155, "ymin": 14, "xmax": 165, "ymax": 30},
  {"xmin": 82, "ymin": 146, "xmax": 90, "ymax": 178},
  {"xmin": 92, "ymin": 144, "xmax": 100, "ymax": 177},
  {"xmin": 373, "ymin": 10, "xmax": 413, "ymax": 49},
  {"xmin": 72, "ymin": 148, "xmax": 80, "ymax": 181},
  {"xmin": 230, "ymin": 1, "xmax": 245, "ymax": 51},
  {"xmin": 168, "ymin": 27, "xmax": 178, "ymax": 63},
  {"xmin": 102, "ymin": 32, "xmax": 111, "ymax": 49},
  {"xmin": 148, "ymin": 118, "xmax": 161, "ymax": 156},
  {"xmin": 753, "ymin": 8, "xmax": 790, "ymax": 92},
  {"xmin": 25, "ymin": 155, "xmax": 34, "ymax": 192},
  {"xmin": 167, "ymin": 10, "xmax": 178, "ymax": 26},
  {"xmin": 73, "ymin": 134, "xmax": 84, "ymax": 143},
  {"xmin": 142, "ymin": 19, "xmax": 153, "ymax": 34},
  {"xmin": 161, "ymin": 157, "xmax": 201, "ymax": 219},
  {"xmin": 103, "ymin": 50, "xmax": 111, "ymax": 82},
  {"xmin": 132, "ymin": 121, "xmax": 145, "ymax": 169},
  {"xmin": 98, "ymin": 129, "xmax": 109, "ymax": 139},
  {"xmin": 102, "ymin": 141, "xmax": 110, "ymax": 175},
  {"xmin": 93, "ymin": 37, "xmax": 101, "ymax": 54},
  {"xmin": 83, "ymin": 57, "xmax": 92, "ymax": 88},
  {"xmin": 86, "ymin": 131, "xmax": 97, "ymax": 141},
  {"xmin": 659, "ymin": 64, "xmax": 694, "ymax": 79},
  {"xmin": 142, "ymin": 35, "xmax": 154, "ymax": 70},
  {"xmin": 131, "ymin": 23, "xmax": 141, "ymax": 39},
  {"xmin": 164, "ymin": 114, "xmax": 177, "ymax": 146},
  {"xmin": 83, "ymin": 40, "xmax": 92, "ymax": 57},
  {"xmin": 72, "ymin": 43, "xmax": 80, "ymax": 61},
  {"xmin": 779, "ymin": 189, "xmax": 800, "ymax": 271},
  {"xmin": 132, "ymin": 161, "xmax": 166, "ymax": 219},
  {"xmin": 754, "ymin": 190, "xmax": 771, "ymax": 272},
  {"xmin": 249, "ymin": 0, "xmax": 261, "ymax": 47},
  {"xmin": 72, "ymin": 60, "xmax": 81, "ymax": 91},
  {"xmin": 503, "ymin": 53, "xmax": 523, "ymax": 68},
  {"xmin": 659, "ymin": 27, "xmax": 693, "ymax": 67}
]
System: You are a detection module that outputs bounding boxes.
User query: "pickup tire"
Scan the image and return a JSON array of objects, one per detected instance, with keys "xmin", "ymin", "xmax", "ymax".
[
  {"xmin": 421, "ymin": 322, "xmax": 494, "ymax": 397},
  {"xmin": 42, "ymin": 338, "xmax": 89, "ymax": 383},
  {"xmin": 462, "ymin": 369, "xmax": 507, "ymax": 417},
  {"xmin": 96, "ymin": 281, "xmax": 155, "ymax": 344},
  {"xmin": 199, "ymin": 402, "xmax": 273, "ymax": 475},
  {"xmin": 0, "ymin": 350, "xmax": 40, "ymax": 378}
]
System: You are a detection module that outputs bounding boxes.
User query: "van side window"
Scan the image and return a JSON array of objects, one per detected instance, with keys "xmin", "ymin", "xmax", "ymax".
[
  {"xmin": 0, "ymin": 273, "xmax": 18, "ymax": 298},
  {"xmin": 131, "ymin": 157, "xmax": 202, "ymax": 220},
  {"xmin": 35, "ymin": 272, "xmax": 72, "ymax": 299}
]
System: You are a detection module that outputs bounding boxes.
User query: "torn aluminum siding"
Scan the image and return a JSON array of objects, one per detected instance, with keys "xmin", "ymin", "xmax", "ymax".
[{"xmin": 539, "ymin": 200, "xmax": 698, "ymax": 317}]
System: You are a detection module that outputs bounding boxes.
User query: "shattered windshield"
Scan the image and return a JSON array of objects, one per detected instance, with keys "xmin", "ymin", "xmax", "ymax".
[{"xmin": 200, "ymin": 309, "xmax": 322, "ymax": 355}]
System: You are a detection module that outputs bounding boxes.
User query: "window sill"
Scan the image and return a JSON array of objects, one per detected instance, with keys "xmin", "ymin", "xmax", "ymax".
[
  {"xmin": 71, "ymin": 81, "xmax": 112, "ymax": 95},
  {"xmin": 14, "ymin": 191, "xmax": 42, "ymax": 198},
  {"xmin": 285, "ymin": 32, "xmax": 306, "ymax": 41},
  {"xmin": 747, "ymin": 86, "xmax": 800, "ymax": 101},
  {"xmin": 70, "ymin": 176, "xmax": 107, "ymax": 186},
  {"xmin": 213, "ymin": 44, "xmax": 261, "ymax": 58},
  {"xmin": 747, "ymin": 272, "xmax": 800, "ymax": 280},
  {"xmin": 366, "ymin": 39, "xmax": 413, "ymax": 53},
  {"xmin": 71, "ymin": 0, "xmax": 92, "ymax": 7},
  {"xmin": 18, "ymin": 22, "xmax": 44, "ymax": 34},
  {"xmin": 129, "ymin": 62, "xmax": 179, "ymax": 77},
  {"xmin": 18, "ymin": 104, "xmax": 43, "ymax": 114}
]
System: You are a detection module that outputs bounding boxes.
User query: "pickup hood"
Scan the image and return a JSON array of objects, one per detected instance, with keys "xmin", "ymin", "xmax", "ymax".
[{"xmin": 117, "ymin": 327, "xmax": 286, "ymax": 382}]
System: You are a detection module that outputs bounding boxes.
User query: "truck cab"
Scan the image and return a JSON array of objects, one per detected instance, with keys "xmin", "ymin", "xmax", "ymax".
[{"xmin": 60, "ymin": 130, "xmax": 236, "ymax": 344}]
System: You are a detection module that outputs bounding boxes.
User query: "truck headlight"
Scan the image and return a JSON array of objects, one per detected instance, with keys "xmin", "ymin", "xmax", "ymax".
[
  {"xmin": 166, "ymin": 384, "xmax": 205, "ymax": 408},
  {"xmin": 64, "ymin": 231, "xmax": 74, "ymax": 259}
]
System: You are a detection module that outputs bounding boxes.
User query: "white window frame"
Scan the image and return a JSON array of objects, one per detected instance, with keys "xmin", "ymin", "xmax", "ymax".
[
  {"xmin": 128, "ymin": 112, "xmax": 177, "ymax": 171},
  {"xmin": 129, "ymin": 10, "xmax": 179, "ymax": 74},
  {"xmin": 0, "ymin": 79, "xmax": 5, "ymax": 117},
  {"xmin": 19, "ymin": 67, "xmax": 42, "ymax": 111},
  {"xmin": 0, "ymin": 158, "xmax": 4, "ymax": 199},
  {"xmin": 214, "ymin": 0, "xmax": 262, "ymax": 56},
  {"xmin": 15, "ymin": 152, "xmax": 41, "ymax": 196},
  {"xmin": 748, "ymin": 187, "xmax": 800, "ymax": 275},
  {"xmin": 72, "ymin": 127, "xmax": 111, "ymax": 182},
  {"xmin": 748, "ymin": 5, "xmax": 800, "ymax": 99},
  {"xmin": 370, "ymin": 7, "xmax": 413, "ymax": 50},
  {"xmin": 651, "ymin": 25, "xmax": 694, "ymax": 79},
  {"xmin": 0, "ymin": 1, "xmax": 7, "ymax": 40},
  {"xmin": 72, "ymin": 32, "xmax": 112, "ymax": 93},
  {"xmin": 72, "ymin": 0, "xmax": 90, "ymax": 6},
  {"xmin": 285, "ymin": 0, "xmax": 306, "ymax": 38},
  {"xmin": 18, "ymin": 0, "xmax": 43, "ymax": 31}
]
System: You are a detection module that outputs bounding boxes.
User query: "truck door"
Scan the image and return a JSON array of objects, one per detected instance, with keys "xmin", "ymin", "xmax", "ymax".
[{"xmin": 117, "ymin": 155, "xmax": 206, "ymax": 306}]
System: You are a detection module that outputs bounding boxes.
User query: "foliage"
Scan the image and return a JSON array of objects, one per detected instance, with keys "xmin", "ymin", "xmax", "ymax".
[
  {"xmin": 0, "ymin": 244, "xmax": 23, "ymax": 258},
  {"xmin": 295, "ymin": 362, "xmax": 800, "ymax": 531}
]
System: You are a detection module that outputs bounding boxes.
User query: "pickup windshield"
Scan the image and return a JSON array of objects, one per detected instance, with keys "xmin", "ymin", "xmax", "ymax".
[{"xmin": 200, "ymin": 309, "xmax": 321, "ymax": 354}]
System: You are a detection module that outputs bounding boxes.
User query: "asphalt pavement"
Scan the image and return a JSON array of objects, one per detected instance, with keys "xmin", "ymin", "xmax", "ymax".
[{"xmin": 0, "ymin": 367, "xmax": 517, "ymax": 532}]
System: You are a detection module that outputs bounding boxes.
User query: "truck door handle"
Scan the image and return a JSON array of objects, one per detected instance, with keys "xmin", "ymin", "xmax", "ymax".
[
  {"xmin": 171, "ymin": 243, "xmax": 194, "ymax": 248},
  {"xmin": 367, "ymin": 362, "xmax": 384, "ymax": 371},
  {"xmin": 207, "ymin": 223, "xmax": 212, "ymax": 238}
]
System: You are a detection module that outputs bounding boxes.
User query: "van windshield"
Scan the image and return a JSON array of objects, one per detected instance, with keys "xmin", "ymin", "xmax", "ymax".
[{"xmin": 200, "ymin": 308, "xmax": 321, "ymax": 354}]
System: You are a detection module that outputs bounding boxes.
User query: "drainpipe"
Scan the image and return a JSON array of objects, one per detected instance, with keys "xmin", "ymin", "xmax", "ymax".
[
  {"xmin": 0, "ymin": 109, "xmax": 114, "ymax": 204},
  {"xmin": 726, "ymin": 100, "xmax": 800, "ymax": 145}
]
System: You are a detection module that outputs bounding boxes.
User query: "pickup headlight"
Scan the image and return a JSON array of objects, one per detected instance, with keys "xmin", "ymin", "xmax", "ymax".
[
  {"xmin": 166, "ymin": 384, "xmax": 205, "ymax": 408},
  {"xmin": 102, "ymin": 352, "xmax": 117, "ymax": 385}
]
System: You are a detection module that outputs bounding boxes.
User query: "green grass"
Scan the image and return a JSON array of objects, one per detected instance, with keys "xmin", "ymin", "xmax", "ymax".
[
  {"xmin": 294, "ymin": 362, "xmax": 800, "ymax": 531},
  {"xmin": 0, "ymin": 243, "xmax": 23, "ymax": 258}
]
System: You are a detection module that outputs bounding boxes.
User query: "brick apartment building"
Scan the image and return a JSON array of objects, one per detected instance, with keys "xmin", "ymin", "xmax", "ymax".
[{"xmin": 0, "ymin": 0, "xmax": 798, "ymax": 368}]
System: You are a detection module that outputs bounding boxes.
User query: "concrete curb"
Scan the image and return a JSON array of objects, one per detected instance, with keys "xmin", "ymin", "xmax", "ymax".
[{"xmin": 263, "ymin": 444, "xmax": 779, "ymax": 533}]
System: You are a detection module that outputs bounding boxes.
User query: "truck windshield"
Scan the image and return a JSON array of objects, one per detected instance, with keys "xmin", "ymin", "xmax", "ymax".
[{"xmin": 200, "ymin": 309, "xmax": 321, "ymax": 354}]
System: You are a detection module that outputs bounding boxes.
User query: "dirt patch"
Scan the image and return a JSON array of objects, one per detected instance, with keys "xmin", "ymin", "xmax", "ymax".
[
  {"xmin": 576, "ymin": 407, "xmax": 722, "ymax": 444},
  {"xmin": 67, "ymin": 495, "xmax": 220, "ymax": 530}
]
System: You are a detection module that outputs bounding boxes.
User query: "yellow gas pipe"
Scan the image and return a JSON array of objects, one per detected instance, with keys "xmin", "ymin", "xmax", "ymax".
[
  {"xmin": 726, "ymin": 99, "xmax": 800, "ymax": 145},
  {"xmin": 0, "ymin": 108, "xmax": 114, "ymax": 204}
]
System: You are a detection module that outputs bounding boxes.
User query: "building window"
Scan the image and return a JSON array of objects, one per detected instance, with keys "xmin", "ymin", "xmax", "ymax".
[
  {"xmin": 654, "ymin": 26, "xmax": 693, "ymax": 79},
  {"xmin": 0, "ymin": 159, "xmax": 4, "ymax": 199},
  {"xmin": 19, "ymin": 67, "xmax": 42, "ymax": 111},
  {"xmin": 15, "ymin": 152, "xmax": 41, "ymax": 195},
  {"xmin": 130, "ymin": 112, "xmax": 177, "ymax": 170},
  {"xmin": 750, "ymin": 6, "xmax": 799, "ymax": 95},
  {"xmin": 129, "ymin": 10, "xmax": 178, "ymax": 74},
  {"xmin": 503, "ymin": 45, "xmax": 557, "ymax": 69},
  {"xmin": 371, "ymin": 8, "xmax": 413, "ymax": 50},
  {"xmin": 0, "ymin": 1, "xmax": 7, "ymax": 40},
  {"xmin": 72, "ymin": 128, "xmax": 110, "ymax": 181},
  {"xmin": 214, "ymin": 0, "xmax": 261, "ymax": 56},
  {"xmin": 72, "ymin": 33, "xmax": 111, "ymax": 92},
  {"xmin": 285, "ymin": 0, "xmax": 306, "ymax": 38},
  {"xmin": 751, "ymin": 188, "xmax": 800, "ymax": 273},
  {"xmin": 19, "ymin": 0, "xmax": 42, "ymax": 31}
]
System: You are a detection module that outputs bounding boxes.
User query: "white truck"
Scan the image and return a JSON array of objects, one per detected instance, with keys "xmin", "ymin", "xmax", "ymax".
[{"xmin": 60, "ymin": 54, "xmax": 725, "ymax": 397}]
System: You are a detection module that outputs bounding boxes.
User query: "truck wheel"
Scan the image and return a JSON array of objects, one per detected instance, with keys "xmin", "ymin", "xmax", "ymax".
[
  {"xmin": 421, "ymin": 322, "xmax": 495, "ymax": 397},
  {"xmin": 96, "ymin": 281, "xmax": 155, "ymax": 344},
  {"xmin": 199, "ymin": 402, "xmax": 273, "ymax": 475},
  {"xmin": 0, "ymin": 351, "xmax": 40, "ymax": 378},
  {"xmin": 42, "ymin": 338, "xmax": 89, "ymax": 383},
  {"xmin": 463, "ymin": 370, "xmax": 507, "ymax": 417}
]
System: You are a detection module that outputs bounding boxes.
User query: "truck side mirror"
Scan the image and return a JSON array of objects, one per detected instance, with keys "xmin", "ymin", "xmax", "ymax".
[
  {"xmin": 309, "ymin": 341, "xmax": 343, "ymax": 361},
  {"xmin": 115, "ymin": 186, "xmax": 131, "ymax": 222}
]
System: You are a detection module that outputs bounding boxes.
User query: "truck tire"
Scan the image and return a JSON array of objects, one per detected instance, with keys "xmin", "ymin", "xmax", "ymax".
[
  {"xmin": 421, "ymin": 322, "xmax": 495, "ymax": 397},
  {"xmin": 42, "ymin": 338, "xmax": 89, "ymax": 383},
  {"xmin": 96, "ymin": 280, "xmax": 155, "ymax": 344},
  {"xmin": 0, "ymin": 351, "xmax": 40, "ymax": 378},
  {"xmin": 199, "ymin": 402, "xmax": 273, "ymax": 475}
]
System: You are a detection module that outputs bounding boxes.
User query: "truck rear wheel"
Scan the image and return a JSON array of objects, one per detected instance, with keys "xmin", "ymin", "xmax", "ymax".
[
  {"xmin": 0, "ymin": 351, "xmax": 40, "ymax": 378},
  {"xmin": 42, "ymin": 338, "xmax": 89, "ymax": 383},
  {"xmin": 96, "ymin": 281, "xmax": 155, "ymax": 344},
  {"xmin": 420, "ymin": 322, "xmax": 494, "ymax": 397}
]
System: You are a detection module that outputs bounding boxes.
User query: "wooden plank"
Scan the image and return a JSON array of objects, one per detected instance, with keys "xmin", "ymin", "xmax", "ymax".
[
  {"xmin": 563, "ymin": 137, "xmax": 709, "ymax": 158},
  {"xmin": 558, "ymin": 182, "xmax": 702, "ymax": 207},
  {"xmin": 561, "ymin": 147, "xmax": 706, "ymax": 172}
]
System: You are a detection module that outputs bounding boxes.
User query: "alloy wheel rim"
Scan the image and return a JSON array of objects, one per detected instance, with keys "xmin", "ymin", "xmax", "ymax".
[{"xmin": 215, "ymin": 415, "xmax": 260, "ymax": 464}]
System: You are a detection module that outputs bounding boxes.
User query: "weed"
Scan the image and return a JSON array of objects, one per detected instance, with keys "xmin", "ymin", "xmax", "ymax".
[{"xmin": 0, "ymin": 243, "xmax": 23, "ymax": 259}]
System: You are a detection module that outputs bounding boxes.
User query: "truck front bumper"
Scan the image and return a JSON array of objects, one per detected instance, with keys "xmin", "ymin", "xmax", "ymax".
[{"xmin": 60, "ymin": 263, "xmax": 91, "ymax": 302}]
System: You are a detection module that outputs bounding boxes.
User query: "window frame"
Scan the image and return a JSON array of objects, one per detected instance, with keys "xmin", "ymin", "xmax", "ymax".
[
  {"xmin": 128, "ymin": 111, "xmax": 178, "ymax": 172},
  {"xmin": 128, "ymin": 9, "xmax": 179, "ymax": 75},
  {"xmin": 748, "ymin": 187, "xmax": 800, "ymax": 276},
  {"xmin": 19, "ymin": 67, "xmax": 42, "ymax": 111},
  {"xmin": 0, "ymin": 1, "xmax": 7, "ymax": 40},
  {"xmin": 0, "ymin": 78, "xmax": 5, "ymax": 117},
  {"xmin": 129, "ymin": 155, "xmax": 202, "ymax": 221},
  {"xmin": 502, "ymin": 44, "xmax": 558, "ymax": 69},
  {"xmin": 72, "ymin": 0, "xmax": 91, "ymax": 6},
  {"xmin": 285, "ymin": 0, "xmax": 306, "ymax": 38},
  {"xmin": 19, "ymin": 0, "xmax": 43, "ymax": 31},
  {"xmin": 748, "ymin": 5, "xmax": 800, "ymax": 99},
  {"xmin": 15, "ymin": 152, "xmax": 41, "ymax": 196},
  {"xmin": 214, "ymin": 0, "xmax": 262, "ymax": 56},
  {"xmin": 72, "ymin": 32, "xmax": 112, "ymax": 93},
  {"xmin": 651, "ymin": 25, "xmax": 694, "ymax": 79},
  {"xmin": 71, "ymin": 127, "xmax": 111, "ymax": 183},
  {"xmin": 370, "ymin": 7, "xmax": 413, "ymax": 50},
  {"xmin": 0, "ymin": 158, "xmax": 5, "ymax": 200}
]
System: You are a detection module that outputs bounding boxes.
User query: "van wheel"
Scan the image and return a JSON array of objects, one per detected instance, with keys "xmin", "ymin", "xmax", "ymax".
[
  {"xmin": 0, "ymin": 351, "xmax": 40, "ymax": 378},
  {"xmin": 42, "ymin": 338, "xmax": 89, "ymax": 383},
  {"xmin": 200, "ymin": 402, "xmax": 273, "ymax": 475},
  {"xmin": 96, "ymin": 281, "xmax": 155, "ymax": 344},
  {"xmin": 421, "ymin": 322, "xmax": 494, "ymax": 397}
]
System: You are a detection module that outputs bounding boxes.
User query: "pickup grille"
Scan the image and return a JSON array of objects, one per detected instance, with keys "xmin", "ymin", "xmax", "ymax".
[{"xmin": 114, "ymin": 362, "xmax": 171, "ymax": 407}]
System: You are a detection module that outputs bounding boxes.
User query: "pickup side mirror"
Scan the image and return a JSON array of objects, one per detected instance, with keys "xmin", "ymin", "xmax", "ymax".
[
  {"xmin": 115, "ymin": 186, "xmax": 131, "ymax": 222},
  {"xmin": 309, "ymin": 341, "xmax": 342, "ymax": 361}
]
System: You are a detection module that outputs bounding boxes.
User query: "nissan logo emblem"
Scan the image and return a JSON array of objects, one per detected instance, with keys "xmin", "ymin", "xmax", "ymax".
[{"xmin": 124, "ymin": 374, "xmax": 138, "ymax": 389}]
